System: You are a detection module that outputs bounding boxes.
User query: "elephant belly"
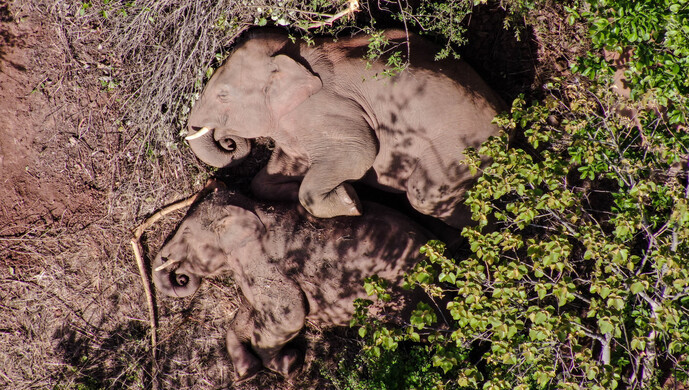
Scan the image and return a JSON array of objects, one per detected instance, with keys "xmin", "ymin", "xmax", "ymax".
[{"xmin": 300, "ymin": 281, "xmax": 364, "ymax": 326}]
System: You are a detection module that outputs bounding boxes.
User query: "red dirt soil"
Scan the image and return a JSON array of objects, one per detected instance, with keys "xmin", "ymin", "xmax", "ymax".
[{"xmin": 0, "ymin": 4, "xmax": 106, "ymax": 262}]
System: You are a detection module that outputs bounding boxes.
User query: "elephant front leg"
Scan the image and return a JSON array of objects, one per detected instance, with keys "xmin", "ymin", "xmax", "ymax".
[
  {"xmin": 251, "ymin": 167, "xmax": 301, "ymax": 202},
  {"xmin": 251, "ymin": 147, "xmax": 308, "ymax": 201},
  {"xmin": 299, "ymin": 179, "xmax": 362, "ymax": 217},
  {"xmin": 239, "ymin": 265, "xmax": 307, "ymax": 377},
  {"xmin": 298, "ymin": 145, "xmax": 376, "ymax": 218}
]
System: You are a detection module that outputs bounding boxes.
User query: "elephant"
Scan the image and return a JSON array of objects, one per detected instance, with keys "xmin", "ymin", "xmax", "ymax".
[
  {"xmin": 152, "ymin": 183, "xmax": 435, "ymax": 380},
  {"xmin": 185, "ymin": 29, "xmax": 505, "ymax": 228}
]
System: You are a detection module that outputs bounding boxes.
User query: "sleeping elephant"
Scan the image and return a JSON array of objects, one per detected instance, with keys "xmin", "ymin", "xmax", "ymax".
[
  {"xmin": 185, "ymin": 29, "xmax": 505, "ymax": 228},
  {"xmin": 152, "ymin": 183, "xmax": 435, "ymax": 380}
]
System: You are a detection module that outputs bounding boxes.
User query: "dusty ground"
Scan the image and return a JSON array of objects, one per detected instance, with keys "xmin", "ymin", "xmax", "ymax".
[
  {"xmin": 0, "ymin": 0, "xmax": 575, "ymax": 389},
  {"xmin": 0, "ymin": 1, "xmax": 228, "ymax": 388}
]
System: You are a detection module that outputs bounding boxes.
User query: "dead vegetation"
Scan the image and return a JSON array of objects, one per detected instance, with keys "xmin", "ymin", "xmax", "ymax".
[{"xmin": 0, "ymin": 0, "xmax": 569, "ymax": 388}]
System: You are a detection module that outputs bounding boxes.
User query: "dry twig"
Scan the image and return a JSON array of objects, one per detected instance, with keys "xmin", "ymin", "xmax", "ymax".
[
  {"xmin": 129, "ymin": 179, "xmax": 222, "ymax": 388},
  {"xmin": 307, "ymin": 0, "xmax": 359, "ymax": 29}
]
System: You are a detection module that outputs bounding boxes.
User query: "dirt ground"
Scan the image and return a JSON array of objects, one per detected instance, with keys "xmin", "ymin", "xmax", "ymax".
[
  {"xmin": 0, "ymin": 1, "xmax": 578, "ymax": 389},
  {"xmin": 0, "ymin": 1, "xmax": 234, "ymax": 388}
]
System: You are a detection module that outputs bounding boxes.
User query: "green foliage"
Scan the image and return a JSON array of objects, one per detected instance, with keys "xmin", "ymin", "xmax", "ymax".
[
  {"xmin": 328, "ymin": 342, "xmax": 452, "ymax": 390},
  {"xmin": 572, "ymin": 0, "xmax": 689, "ymax": 124},
  {"xmin": 350, "ymin": 1, "xmax": 689, "ymax": 389},
  {"xmin": 387, "ymin": 0, "xmax": 473, "ymax": 59},
  {"xmin": 354, "ymin": 85, "xmax": 689, "ymax": 388},
  {"xmin": 348, "ymin": 297, "xmax": 465, "ymax": 389},
  {"xmin": 248, "ymin": 0, "xmax": 359, "ymax": 31}
]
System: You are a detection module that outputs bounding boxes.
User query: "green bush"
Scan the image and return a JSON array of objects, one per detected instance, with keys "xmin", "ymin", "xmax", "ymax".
[
  {"xmin": 328, "ymin": 342, "xmax": 452, "ymax": 390},
  {"xmin": 572, "ymin": 0, "xmax": 689, "ymax": 123},
  {"xmin": 352, "ymin": 1, "xmax": 689, "ymax": 389}
]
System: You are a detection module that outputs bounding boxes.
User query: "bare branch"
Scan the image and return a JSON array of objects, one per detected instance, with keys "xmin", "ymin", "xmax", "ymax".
[{"xmin": 307, "ymin": 0, "xmax": 359, "ymax": 29}]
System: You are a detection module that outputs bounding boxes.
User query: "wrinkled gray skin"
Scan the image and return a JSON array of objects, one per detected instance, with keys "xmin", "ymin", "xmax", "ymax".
[
  {"xmin": 153, "ymin": 186, "xmax": 432, "ymax": 380},
  {"xmin": 186, "ymin": 29, "xmax": 505, "ymax": 228}
]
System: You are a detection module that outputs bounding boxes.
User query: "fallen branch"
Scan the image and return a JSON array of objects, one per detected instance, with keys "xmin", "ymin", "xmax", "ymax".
[
  {"xmin": 307, "ymin": 0, "xmax": 359, "ymax": 29},
  {"xmin": 129, "ymin": 179, "xmax": 221, "ymax": 388}
]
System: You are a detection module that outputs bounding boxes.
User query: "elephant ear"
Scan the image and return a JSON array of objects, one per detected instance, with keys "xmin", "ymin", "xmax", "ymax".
[
  {"xmin": 213, "ymin": 205, "xmax": 267, "ymax": 246},
  {"xmin": 267, "ymin": 54, "xmax": 322, "ymax": 118},
  {"xmin": 210, "ymin": 205, "xmax": 266, "ymax": 236}
]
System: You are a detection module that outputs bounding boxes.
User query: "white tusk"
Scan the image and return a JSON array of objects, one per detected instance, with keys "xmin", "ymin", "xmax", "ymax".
[
  {"xmin": 185, "ymin": 126, "xmax": 211, "ymax": 141},
  {"xmin": 155, "ymin": 258, "xmax": 182, "ymax": 272}
]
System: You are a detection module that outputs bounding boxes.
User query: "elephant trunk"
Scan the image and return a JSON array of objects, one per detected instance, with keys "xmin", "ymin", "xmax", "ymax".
[
  {"xmin": 152, "ymin": 254, "xmax": 202, "ymax": 298},
  {"xmin": 185, "ymin": 127, "xmax": 252, "ymax": 168}
]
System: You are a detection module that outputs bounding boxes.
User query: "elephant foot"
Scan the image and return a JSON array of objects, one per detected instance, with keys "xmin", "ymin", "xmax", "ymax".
[
  {"xmin": 265, "ymin": 348, "xmax": 304, "ymax": 377},
  {"xmin": 232, "ymin": 352, "xmax": 263, "ymax": 383},
  {"xmin": 334, "ymin": 184, "xmax": 362, "ymax": 215},
  {"xmin": 301, "ymin": 184, "xmax": 362, "ymax": 218}
]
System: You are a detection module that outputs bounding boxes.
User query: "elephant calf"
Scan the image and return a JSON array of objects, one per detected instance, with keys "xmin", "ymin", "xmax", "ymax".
[
  {"xmin": 153, "ymin": 184, "xmax": 433, "ymax": 379},
  {"xmin": 185, "ymin": 29, "xmax": 505, "ymax": 228}
]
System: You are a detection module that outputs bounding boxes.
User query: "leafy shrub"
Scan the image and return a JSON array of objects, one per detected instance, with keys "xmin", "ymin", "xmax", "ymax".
[
  {"xmin": 328, "ymin": 342, "xmax": 452, "ymax": 390},
  {"xmin": 572, "ymin": 0, "xmax": 689, "ymax": 124},
  {"xmin": 355, "ymin": 89, "xmax": 688, "ymax": 390},
  {"xmin": 352, "ymin": 1, "xmax": 689, "ymax": 389}
]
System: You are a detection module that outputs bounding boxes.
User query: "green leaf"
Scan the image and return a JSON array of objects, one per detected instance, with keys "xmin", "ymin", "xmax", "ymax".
[
  {"xmin": 630, "ymin": 281, "xmax": 645, "ymax": 294},
  {"xmin": 598, "ymin": 318, "xmax": 615, "ymax": 335},
  {"xmin": 607, "ymin": 298, "xmax": 625, "ymax": 311},
  {"xmin": 409, "ymin": 331, "xmax": 420, "ymax": 342}
]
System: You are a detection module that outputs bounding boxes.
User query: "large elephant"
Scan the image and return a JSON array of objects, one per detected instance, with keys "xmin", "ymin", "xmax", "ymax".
[
  {"xmin": 185, "ymin": 29, "xmax": 505, "ymax": 228},
  {"xmin": 152, "ymin": 183, "xmax": 434, "ymax": 380}
]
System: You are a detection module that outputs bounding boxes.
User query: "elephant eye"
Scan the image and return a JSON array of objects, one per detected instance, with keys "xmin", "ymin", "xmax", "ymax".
[{"xmin": 217, "ymin": 89, "xmax": 235, "ymax": 102}]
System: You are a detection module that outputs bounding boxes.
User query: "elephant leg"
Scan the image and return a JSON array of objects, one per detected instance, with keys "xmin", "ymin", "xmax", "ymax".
[
  {"xmin": 251, "ymin": 167, "xmax": 301, "ymax": 202},
  {"xmin": 280, "ymin": 111, "xmax": 377, "ymax": 218},
  {"xmin": 299, "ymin": 176, "xmax": 362, "ymax": 218},
  {"xmin": 226, "ymin": 305, "xmax": 262, "ymax": 381},
  {"xmin": 238, "ymin": 264, "xmax": 307, "ymax": 376},
  {"xmin": 297, "ymin": 147, "xmax": 376, "ymax": 218},
  {"xmin": 406, "ymin": 158, "xmax": 476, "ymax": 229},
  {"xmin": 251, "ymin": 147, "xmax": 308, "ymax": 201}
]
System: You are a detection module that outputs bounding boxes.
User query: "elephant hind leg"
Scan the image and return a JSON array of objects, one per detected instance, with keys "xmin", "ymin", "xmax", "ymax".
[
  {"xmin": 406, "ymin": 161, "xmax": 476, "ymax": 229},
  {"xmin": 227, "ymin": 305, "xmax": 262, "ymax": 381}
]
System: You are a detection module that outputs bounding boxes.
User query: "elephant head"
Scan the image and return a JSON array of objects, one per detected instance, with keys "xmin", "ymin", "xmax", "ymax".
[
  {"xmin": 185, "ymin": 34, "xmax": 323, "ymax": 168},
  {"xmin": 152, "ymin": 240, "xmax": 203, "ymax": 298},
  {"xmin": 152, "ymin": 190, "xmax": 267, "ymax": 297}
]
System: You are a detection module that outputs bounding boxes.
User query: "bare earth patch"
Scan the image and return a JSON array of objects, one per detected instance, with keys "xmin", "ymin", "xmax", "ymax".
[{"xmin": 0, "ymin": 5, "xmax": 103, "ymax": 242}]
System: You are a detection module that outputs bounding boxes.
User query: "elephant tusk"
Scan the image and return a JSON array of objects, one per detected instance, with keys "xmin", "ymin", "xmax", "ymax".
[
  {"xmin": 155, "ymin": 257, "xmax": 182, "ymax": 272},
  {"xmin": 185, "ymin": 126, "xmax": 211, "ymax": 141}
]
